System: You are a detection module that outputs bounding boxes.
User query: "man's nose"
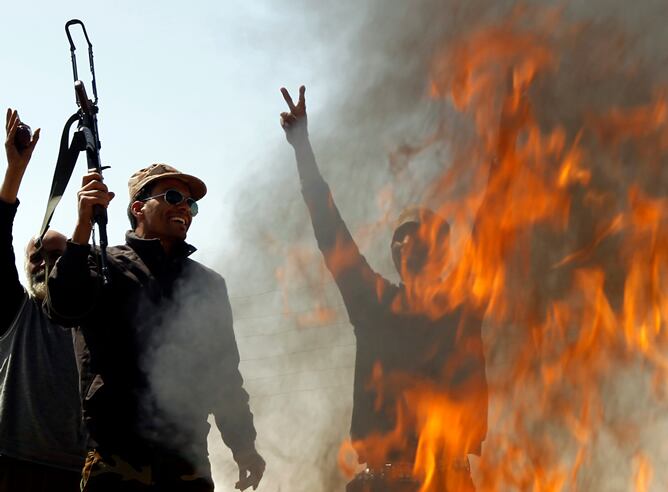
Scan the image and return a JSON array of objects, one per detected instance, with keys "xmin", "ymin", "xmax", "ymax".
[{"xmin": 174, "ymin": 201, "xmax": 189, "ymax": 214}]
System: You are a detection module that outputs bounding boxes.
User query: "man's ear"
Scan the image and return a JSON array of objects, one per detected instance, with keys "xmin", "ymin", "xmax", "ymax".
[{"xmin": 131, "ymin": 200, "xmax": 145, "ymax": 222}]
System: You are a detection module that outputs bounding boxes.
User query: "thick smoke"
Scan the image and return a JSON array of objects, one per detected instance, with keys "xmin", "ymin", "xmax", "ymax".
[{"xmin": 146, "ymin": 1, "xmax": 668, "ymax": 490}]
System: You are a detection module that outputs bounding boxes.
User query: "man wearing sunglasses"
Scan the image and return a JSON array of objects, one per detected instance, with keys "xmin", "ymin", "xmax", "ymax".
[
  {"xmin": 0, "ymin": 109, "xmax": 86, "ymax": 491},
  {"xmin": 46, "ymin": 163, "xmax": 265, "ymax": 491},
  {"xmin": 280, "ymin": 87, "xmax": 489, "ymax": 491}
]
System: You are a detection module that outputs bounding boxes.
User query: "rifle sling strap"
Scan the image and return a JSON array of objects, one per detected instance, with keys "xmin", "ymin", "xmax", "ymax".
[{"xmin": 37, "ymin": 112, "xmax": 81, "ymax": 243}]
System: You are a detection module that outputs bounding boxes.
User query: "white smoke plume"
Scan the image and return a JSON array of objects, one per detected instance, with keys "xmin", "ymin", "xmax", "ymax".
[{"xmin": 145, "ymin": 1, "xmax": 668, "ymax": 490}]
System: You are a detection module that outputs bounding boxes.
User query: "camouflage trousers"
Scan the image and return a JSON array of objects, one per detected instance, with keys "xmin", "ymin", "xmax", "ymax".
[
  {"xmin": 346, "ymin": 459, "xmax": 475, "ymax": 492},
  {"xmin": 81, "ymin": 449, "xmax": 214, "ymax": 492}
]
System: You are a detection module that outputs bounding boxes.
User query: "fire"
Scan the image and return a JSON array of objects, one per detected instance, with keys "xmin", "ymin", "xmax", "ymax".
[
  {"xmin": 278, "ymin": 5, "xmax": 668, "ymax": 490},
  {"xmin": 401, "ymin": 8, "xmax": 668, "ymax": 491},
  {"xmin": 360, "ymin": 7, "xmax": 668, "ymax": 490},
  {"xmin": 633, "ymin": 453, "xmax": 653, "ymax": 492}
]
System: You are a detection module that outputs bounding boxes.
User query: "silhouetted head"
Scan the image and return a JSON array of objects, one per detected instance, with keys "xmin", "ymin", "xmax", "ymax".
[
  {"xmin": 25, "ymin": 230, "xmax": 67, "ymax": 301},
  {"xmin": 391, "ymin": 207, "xmax": 450, "ymax": 281}
]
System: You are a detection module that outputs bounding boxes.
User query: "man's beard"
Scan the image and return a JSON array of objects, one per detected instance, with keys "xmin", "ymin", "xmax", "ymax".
[{"xmin": 27, "ymin": 271, "xmax": 47, "ymax": 301}]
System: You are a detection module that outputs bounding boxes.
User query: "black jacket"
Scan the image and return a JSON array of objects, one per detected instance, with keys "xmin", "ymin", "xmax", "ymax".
[
  {"xmin": 0, "ymin": 199, "xmax": 25, "ymax": 336},
  {"xmin": 0, "ymin": 199, "xmax": 85, "ymax": 470},
  {"xmin": 283, "ymin": 120, "xmax": 490, "ymax": 460},
  {"xmin": 46, "ymin": 232, "xmax": 256, "ymax": 464},
  {"xmin": 301, "ymin": 178, "xmax": 488, "ymax": 456}
]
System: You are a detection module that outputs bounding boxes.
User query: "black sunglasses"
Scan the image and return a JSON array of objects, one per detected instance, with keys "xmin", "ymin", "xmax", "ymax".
[{"xmin": 143, "ymin": 189, "xmax": 199, "ymax": 216}]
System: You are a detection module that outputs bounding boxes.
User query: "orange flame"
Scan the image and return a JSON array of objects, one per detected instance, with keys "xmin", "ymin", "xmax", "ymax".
[
  {"xmin": 405, "ymin": 9, "xmax": 667, "ymax": 491},
  {"xmin": 280, "ymin": 6, "xmax": 668, "ymax": 489},
  {"xmin": 633, "ymin": 453, "xmax": 653, "ymax": 492}
]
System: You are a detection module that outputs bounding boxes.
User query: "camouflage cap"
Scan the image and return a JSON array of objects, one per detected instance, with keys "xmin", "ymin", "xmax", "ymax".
[
  {"xmin": 392, "ymin": 206, "xmax": 450, "ymax": 240},
  {"xmin": 128, "ymin": 163, "xmax": 207, "ymax": 202}
]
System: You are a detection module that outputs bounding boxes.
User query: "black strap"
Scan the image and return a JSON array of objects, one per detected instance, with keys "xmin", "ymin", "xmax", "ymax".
[{"xmin": 37, "ymin": 112, "xmax": 81, "ymax": 243}]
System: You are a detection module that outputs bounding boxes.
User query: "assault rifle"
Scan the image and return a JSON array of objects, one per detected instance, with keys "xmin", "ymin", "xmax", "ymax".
[{"xmin": 37, "ymin": 19, "xmax": 111, "ymax": 285}]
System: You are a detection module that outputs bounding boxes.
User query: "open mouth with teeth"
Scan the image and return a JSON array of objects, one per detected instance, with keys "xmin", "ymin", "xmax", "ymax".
[{"xmin": 170, "ymin": 217, "xmax": 187, "ymax": 225}]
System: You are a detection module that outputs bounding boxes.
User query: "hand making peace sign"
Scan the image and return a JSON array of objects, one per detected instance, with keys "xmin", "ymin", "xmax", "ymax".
[{"xmin": 280, "ymin": 85, "xmax": 308, "ymax": 144}]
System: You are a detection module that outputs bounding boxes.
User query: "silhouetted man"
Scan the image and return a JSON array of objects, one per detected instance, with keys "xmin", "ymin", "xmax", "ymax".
[
  {"xmin": 280, "ymin": 86, "xmax": 489, "ymax": 491},
  {"xmin": 0, "ymin": 108, "xmax": 85, "ymax": 491},
  {"xmin": 47, "ymin": 163, "xmax": 265, "ymax": 491}
]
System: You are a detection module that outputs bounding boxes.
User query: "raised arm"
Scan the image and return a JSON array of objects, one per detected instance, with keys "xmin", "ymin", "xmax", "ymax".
[
  {"xmin": 458, "ymin": 81, "xmax": 526, "ymax": 454},
  {"xmin": 0, "ymin": 108, "xmax": 40, "ymax": 335},
  {"xmin": 279, "ymin": 86, "xmax": 321, "ymax": 188},
  {"xmin": 280, "ymin": 86, "xmax": 386, "ymax": 313},
  {"xmin": 46, "ymin": 171, "xmax": 114, "ymax": 326},
  {"xmin": 1, "ymin": 108, "xmax": 40, "ymax": 203},
  {"xmin": 472, "ymin": 76, "xmax": 530, "ymax": 233}
]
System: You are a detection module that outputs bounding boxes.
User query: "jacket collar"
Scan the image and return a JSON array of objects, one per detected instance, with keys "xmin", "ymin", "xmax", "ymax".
[{"xmin": 125, "ymin": 231, "xmax": 197, "ymax": 268}]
